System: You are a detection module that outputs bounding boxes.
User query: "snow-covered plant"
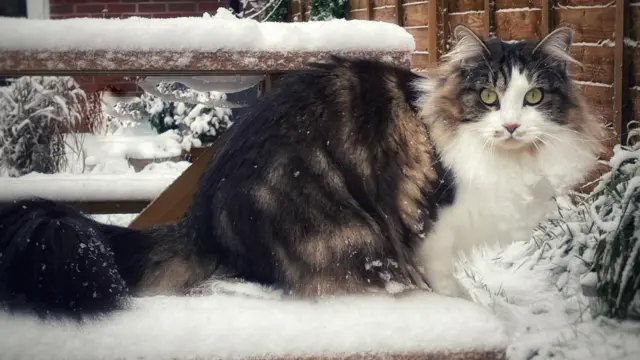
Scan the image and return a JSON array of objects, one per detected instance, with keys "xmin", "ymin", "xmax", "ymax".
[
  {"xmin": 310, "ymin": 0, "xmax": 347, "ymax": 21},
  {"xmin": 591, "ymin": 142, "xmax": 640, "ymax": 320},
  {"xmin": 105, "ymin": 81, "xmax": 234, "ymax": 150},
  {"xmin": 262, "ymin": 0, "xmax": 289, "ymax": 22},
  {"xmin": 0, "ymin": 76, "xmax": 87, "ymax": 176},
  {"xmin": 528, "ymin": 135, "xmax": 640, "ymax": 321}
]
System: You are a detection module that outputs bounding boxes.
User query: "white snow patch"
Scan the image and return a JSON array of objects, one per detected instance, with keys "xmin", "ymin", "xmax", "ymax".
[
  {"xmin": 0, "ymin": 292, "xmax": 507, "ymax": 360},
  {"xmin": 449, "ymin": 10, "xmax": 483, "ymax": 15},
  {"xmin": 0, "ymin": 171, "xmax": 184, "ymax": 202},
  {"xmin": 495, "ymin": 8, "xmax": 541, "ymax": 13},
  {"xmin": 573, "ymin": 80, "xmax": 613, "ymax": 88},
  {"xmin": 0, "ymin": 8, "xmax": 415, "ymax": 53}
]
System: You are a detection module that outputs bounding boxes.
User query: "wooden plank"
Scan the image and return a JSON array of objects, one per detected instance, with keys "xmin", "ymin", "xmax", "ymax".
[
  {"xmin": 395, "ymin": 0, "xmax": 404, "ymax": 25},
  {"xmin": 368, "ymin": 0, "xmax": 374, "ymax": 19},
  {"xmin": 350, "ymin": 9, "xmax": 369, "ymax": 19},
  {"xmin": 495, "ymin": 0, "xmax": 543, "ymax": 7},
  {"xmin": 428, "ymin": 0, "xmax": 437, "ymax": 64},
  {"xmin": 373, "ymin": 5, "xmax": 396, "ymax": 23},
  {"xmin": 449, "ymin": 12, "xmax": 486, "ymax": 37},
  {"xmin": 403, "ymin": 1, "xmax": 426, "ymax": 27},
  {"xmin": 484, "ymin": 0, "xmax": 495, "ymax": 37},
  {"xmin": 569, "ymin": 45, "xmax": 616, "ymax": 84},
  {"xmin": 448, "ymin": 0, "xmax": 484, "ymax": 12},
  {"xmin": 349, "ymin": 0, "xmax": 369, "ymax": 9},
  {"xmin": 577, "ymin": 83, "xmax": 615, "ymax": 128},
  {"xmin": 633, "ymin": 87, "xmax": 640, "ymax": 130},
  {"xmin": 554, "ymin": 7, "xmax": 616, "ymax": 43},
  {"xmin": 289, "ymin": 0, "xmax": 302, "ymax": 22},
  {"xmin": 411, "ymin": 52, "xmax": 430, "ymax": 69},
  {"xmin": 495, "ymin": 9, "xmax": 541, "ymax": 41},
  {"xmin": 73, "ymin": 200, "xmax": 150, "ymax": 215},
  {"xmin": 438, "ymin": 0, "xmax": 451, "ymax": 57},
  {"xmin": 540, "ymin": 0, "xmax": 553, "ymax": 37},
  {"xmin": 407, "ymin": 27, "xmax": 430, "ymax": 54},
  {"xmin": 128, "ymin": 141, "xmax": 220, "ymax": 229},
  {"xmin": 0, "ymin": 50, "xmax": 412, "ymax": 76},
  {"xmin": 555, "ymin": 0, "xmax": 612, "ymax": 5},
  {"xmin": 614, "ymin": 0, "xmax": 631, "ymax": 144}
]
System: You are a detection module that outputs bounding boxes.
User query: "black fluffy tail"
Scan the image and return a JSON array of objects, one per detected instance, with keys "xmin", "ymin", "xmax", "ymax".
[{"xmin": 0, "ymin": 198, "xmax": 193, "ymax": 321}]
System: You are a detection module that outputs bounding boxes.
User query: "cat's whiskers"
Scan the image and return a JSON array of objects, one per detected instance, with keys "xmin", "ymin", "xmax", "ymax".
[{"xmin": 536, "ymin": 124, "xmax": 612, "ymax": 143}]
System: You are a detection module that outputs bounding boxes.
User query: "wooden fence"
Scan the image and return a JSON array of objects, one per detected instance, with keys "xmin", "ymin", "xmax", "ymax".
[{"xmin": 342, "ymin": 0, "xmax": 637, "ymax": 146}]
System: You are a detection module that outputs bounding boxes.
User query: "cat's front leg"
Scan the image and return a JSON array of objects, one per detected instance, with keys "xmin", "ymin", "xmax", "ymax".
[{"xmin": 418, "ymin": 224, "xmax": 472, "ymax": 301}]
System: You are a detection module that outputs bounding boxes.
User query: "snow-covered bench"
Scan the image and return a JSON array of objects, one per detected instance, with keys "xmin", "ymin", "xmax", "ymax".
[
  {"xmin": 0, "ymin": 285, "xmax": 508, "ymax": 360},
  {"xmin": 0, "ymin": 9, "xmax": 413, "ymax": 75}
]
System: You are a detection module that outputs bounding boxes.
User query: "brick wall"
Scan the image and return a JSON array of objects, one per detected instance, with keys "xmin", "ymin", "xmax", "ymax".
[
  {"xmin": 50, "ymin": 0, "xmax": 230, "ymax": 19},
  {"xmin": 50, "ymin": 0, "xmax": 232, "ymax": 96}
]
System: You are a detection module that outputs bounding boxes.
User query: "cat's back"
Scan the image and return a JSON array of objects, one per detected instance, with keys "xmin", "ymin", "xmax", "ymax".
[{"xmin": 186, "ymin": 57, "xmax": 439, "ymax": 291}]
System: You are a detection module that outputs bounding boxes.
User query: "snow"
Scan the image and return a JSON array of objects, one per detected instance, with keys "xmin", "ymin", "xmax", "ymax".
[
  {"xmin": 495, "ymin": 8, "xmax": 541, "ymax": 13},
  {"xmin": 0, "ymin": 172, "xmax": 183, "ymax": 202},
  {"xmin": 0, "ymin": 130, "xmax": 190, "ymax": 202},
  {"xmin": 0, "ymin": 8, "xmax": 415, "ymax": 53},
  {"xmin": 0, "ymin": 292, "xmax": 507, "ymax": 359}
]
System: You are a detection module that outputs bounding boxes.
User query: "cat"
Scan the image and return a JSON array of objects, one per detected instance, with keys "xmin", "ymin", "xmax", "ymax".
[{"xmin": 0, "ymin": 25, "xmax": 606, "ymax": 320}]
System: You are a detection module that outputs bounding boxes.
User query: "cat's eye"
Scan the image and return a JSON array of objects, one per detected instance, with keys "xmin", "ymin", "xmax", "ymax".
[
  {"xmin": 479, "ymin": 88, "xmax": 499, "ymax": 106},
  {"xmin": 524, "ymin": 88, "xmax": 544, "ymax": 106}
]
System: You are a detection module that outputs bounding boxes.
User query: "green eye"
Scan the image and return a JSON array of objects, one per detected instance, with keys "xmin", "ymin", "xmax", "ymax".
[
  {"xmin": 524, "ymin": 88, "xmax": 544, "ymax": 105},
  {"xmin": 479, "ymin": 88, "xmax": 499, "ymax": 106}
]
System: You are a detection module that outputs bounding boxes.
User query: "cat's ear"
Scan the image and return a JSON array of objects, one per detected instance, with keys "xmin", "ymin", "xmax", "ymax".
[
  {"xmin": 443, "ymin": 25, "xmax": 490, "ymax": 64},
  {"xmin": 533, "ymin": 27, "xmax": 580, "ymax": 66}
]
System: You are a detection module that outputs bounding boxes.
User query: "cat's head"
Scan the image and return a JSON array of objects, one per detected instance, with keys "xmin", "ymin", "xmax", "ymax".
[{"xmin": 417, "ymin": 25, "xmax": 608, "ymax": 187}]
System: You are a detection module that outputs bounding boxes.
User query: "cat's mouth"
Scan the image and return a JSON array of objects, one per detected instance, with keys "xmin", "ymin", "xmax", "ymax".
[{"xmin": 496, "ymin": 137, "xmax": 540, "ymax": 152}]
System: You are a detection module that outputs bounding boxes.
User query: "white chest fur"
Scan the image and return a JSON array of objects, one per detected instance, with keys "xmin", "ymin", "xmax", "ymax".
[{"xmin": 417, "ymin": 131, "xmax": 597, "ymax": 299}]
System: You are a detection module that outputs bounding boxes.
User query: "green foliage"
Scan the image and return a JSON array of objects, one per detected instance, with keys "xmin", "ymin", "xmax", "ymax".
[{"xmin": 310, "ymin": 0, "xmax": 348, "ymax": 21}]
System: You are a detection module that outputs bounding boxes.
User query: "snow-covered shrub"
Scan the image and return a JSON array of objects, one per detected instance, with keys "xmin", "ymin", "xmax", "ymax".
[
  {"xmin": 591, "ymin": 143, "xmax": 640, "ymax": 319},
  {"xmin": 104, "ymin": 81, "xmax": 233, "ymax": 151},
  {"xmin": 310, "ymin": 0, "xmax": 347, "ymax": 21},
  {"xmin": 529, "ymin": 138, "xmax": 640, "ymax": 321},
  {"xmin": 262, "ymin": 0, "xmax": 289, "ymax": 22},
  {"xmin": 144, "ymin": 81, "xmax": 233, "ymax": 149},
  {"xmin": 0, "ymin": 76, "xmax": 86, "ymax": 176}
]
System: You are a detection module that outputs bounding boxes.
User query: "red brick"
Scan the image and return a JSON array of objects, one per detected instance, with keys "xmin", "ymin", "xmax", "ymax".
[
  {"xmin": 198, "ymin": 3, "xmax": 221, "ymax": 12},
  {"xmin": 75, "ymin": 5, "xmax": 105, "ymax": 14},
  {"xmin": 122, "ymin": 13, "xmax": 152, "ymax": 18},
  {"xmin": 138, "ymin": 3, "xmax": 167, "ymax": 12},
  {"xmin": 51, "ymin": 4, "xmax": 73, "ymax": 14},
  {"xmin": 168, "ymin": 3, "xmax": 196, "ymax": 12},
  {"xmin": 107, "ymin": 4, "xmax": 137, "ymax": 13},
  {"xmin": 153, "ymin": 12, "xmax": 183, "ymax": 18}
]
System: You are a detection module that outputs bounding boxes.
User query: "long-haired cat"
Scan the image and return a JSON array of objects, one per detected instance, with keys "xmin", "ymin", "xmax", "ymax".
[{"xmin": 0, "ymin": 25, "xmax": 605, "ymax": 320}]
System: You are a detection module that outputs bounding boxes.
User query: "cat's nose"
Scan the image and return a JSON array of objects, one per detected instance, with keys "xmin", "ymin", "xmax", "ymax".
[{"xmin": 503, "ymin": 123, "xmax": 520, "ymax": 134}]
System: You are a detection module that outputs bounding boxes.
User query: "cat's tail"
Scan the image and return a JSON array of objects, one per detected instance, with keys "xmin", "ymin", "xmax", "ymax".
[{"xmin": 0, "ymin": 198, "xmax": 215, "ymax": 321}]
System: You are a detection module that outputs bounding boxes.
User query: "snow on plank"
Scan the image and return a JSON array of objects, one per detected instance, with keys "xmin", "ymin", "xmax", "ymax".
[
  {"xmin": 0, "ymin": 8, "xmax": 415, "ymax": 75},
  {"xmin": 0, "ymin": 173, "xmax": 177, "ymax": 203},
  {"xmin": 0, "ymin": 289, "xmax": 507, "ymax": 360}
]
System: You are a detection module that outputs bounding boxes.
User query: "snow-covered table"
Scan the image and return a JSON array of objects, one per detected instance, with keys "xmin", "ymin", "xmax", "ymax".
[
  {"xmin": 0, "ymin": 9, "xmax": 414, "ymax": 75},
  {"xmin": 0, "ymin": 286, "xmax": 507, "ymax": 360}
]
